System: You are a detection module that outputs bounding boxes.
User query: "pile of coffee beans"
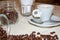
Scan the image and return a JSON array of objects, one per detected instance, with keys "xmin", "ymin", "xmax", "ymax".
[
  {"xmin": 0, "ymin": 26, "xmax": 7, "ymax": 40},
  {"xmin": 0, "ymin": 9, "xmax": 18, "ymax": 24},
  {"xmin": 8, "ymin": 31, "xmax": 59, "ymax": 40},
  {"xmin": 0, "ymin": 26, "xmax": 59, "ymax": 40}
]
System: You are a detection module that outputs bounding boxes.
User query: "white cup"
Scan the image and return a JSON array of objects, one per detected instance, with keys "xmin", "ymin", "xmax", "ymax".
[
  {"xmin": 20, "ymin": 0, "xmax": 35, "ymax": 5},
  {"xmin": 32, "ymin": 4, "xmax": 55, "ymax": 23}
]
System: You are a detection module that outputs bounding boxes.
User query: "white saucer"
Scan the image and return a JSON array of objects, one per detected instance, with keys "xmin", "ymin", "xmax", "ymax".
[{"xmin": 28, "ymin": 15, "xmax": 60, "ymax": 28}]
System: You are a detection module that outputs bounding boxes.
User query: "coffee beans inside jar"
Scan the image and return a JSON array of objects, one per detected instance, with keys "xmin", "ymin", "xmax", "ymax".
[{"xmin": 0, "ymin": 8, "xmax": 18, "ymax": 25}]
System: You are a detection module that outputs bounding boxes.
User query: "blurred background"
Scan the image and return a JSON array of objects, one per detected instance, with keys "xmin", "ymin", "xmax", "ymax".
[
  {"xmin": 35, "ymin": 0, "xmax": 60, "ymax": 5},
  {"xmin": 0, "ymin": 0, "xmax": 60, "ymax": 5},
  {"xmin": 0, "ymin": 0, "xmax": 60, "ymax": 17}
]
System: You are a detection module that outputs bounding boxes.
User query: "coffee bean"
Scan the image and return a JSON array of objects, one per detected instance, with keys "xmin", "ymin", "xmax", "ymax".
[
  {"xmin": 50, "ymin": 32, "xmax": 55, "ymax": 34},
  {"xmin": 37, "ymin": 32, "xmax": 40, "ymax": 35}
]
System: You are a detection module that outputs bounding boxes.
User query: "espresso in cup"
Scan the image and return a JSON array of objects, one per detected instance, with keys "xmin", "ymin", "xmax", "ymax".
[{"xmin": 32, "ymin": 4, "xmax": 55, "ymax": 23}]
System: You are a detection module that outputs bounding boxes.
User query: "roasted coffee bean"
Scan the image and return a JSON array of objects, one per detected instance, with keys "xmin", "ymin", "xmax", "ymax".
[
  {"xmin": 37, "ymin": 32, "xmax": 40, "ymax": 35},
  {"xmin": 54, "ymin": 35, "xmax": 59, "ymax": 40},
  {"xmin": 46, "ymin": 35, "xmax": 51, "ymax": 40},
  {"xmin": 50, "ymin": 32, "xmax": 55, "ymax": 34},
  {"xmin": 24, "ymin": 34, "xmax": 28, "ymax": 37},
  {"xmin": 36, "ymin": 36, "xmax": 42, "ymax": 40}
]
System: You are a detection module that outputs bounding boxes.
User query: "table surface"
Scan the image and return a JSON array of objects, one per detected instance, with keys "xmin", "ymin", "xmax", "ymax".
[{"xmin": 9, "ymin": 2, "xmax": 60, "ymax": 40}]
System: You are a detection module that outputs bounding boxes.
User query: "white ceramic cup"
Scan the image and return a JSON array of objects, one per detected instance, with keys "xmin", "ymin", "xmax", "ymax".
[
  {"xmin": 32, "ymin": 4, "xmax": 55, "ymax": 22},
  {"xmin": 20, "ymin": 0, "xmax": 35, "ymax": 5}
]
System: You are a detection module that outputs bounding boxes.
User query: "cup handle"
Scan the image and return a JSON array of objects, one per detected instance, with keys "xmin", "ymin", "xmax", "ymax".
[{"xmin": 32, "ymin": 9, "xmax": 42, "ymax": 18}]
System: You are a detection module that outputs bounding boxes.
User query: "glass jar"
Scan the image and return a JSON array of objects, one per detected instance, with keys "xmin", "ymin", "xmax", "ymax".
[
  {"xmin": 20, "ymin": 0, "xmax": 35, "ymax": 16},
  {"xmin": 0, "ymin": 14, "xmax": 10, "ymax": 40},
  {"xmin": 21, "ymin": 5, "xmax": 33, "ymax": 16},
  {"xmin": 0, "ymin": 1, "xmax": 18, "ymax": 24}
]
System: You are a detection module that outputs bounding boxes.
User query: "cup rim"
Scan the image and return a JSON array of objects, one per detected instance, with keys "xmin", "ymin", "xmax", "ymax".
[{"xmin": 37, "ymin": 4, "xmax": 55, "ymax": 8}]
